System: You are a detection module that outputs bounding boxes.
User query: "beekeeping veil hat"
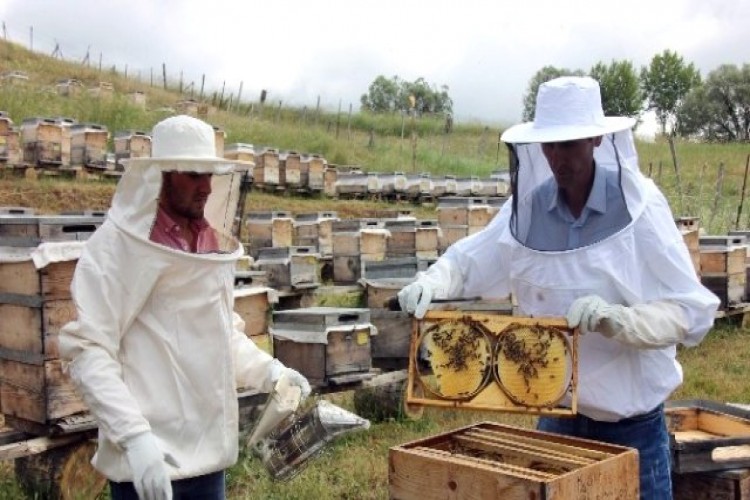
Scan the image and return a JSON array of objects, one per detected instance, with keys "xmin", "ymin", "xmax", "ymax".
[
  {"xmin": 110, "ymin": 114, "xmax": 253, "ymax": 254},
  {"xmin": 500, "ymin": 77, "xmax": 645, "ymax": 251}
]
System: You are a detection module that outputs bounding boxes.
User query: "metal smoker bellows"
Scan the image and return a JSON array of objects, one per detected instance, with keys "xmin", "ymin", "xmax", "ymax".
[{"xmin": 255, "ymin": 400, "xmax": 370, "ymax": 481}]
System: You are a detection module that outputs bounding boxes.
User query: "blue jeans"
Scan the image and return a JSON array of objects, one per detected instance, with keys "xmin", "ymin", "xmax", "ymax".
[
  {"xmin": 537, "ymin": 404, "xmax": 671, "ymax": 500},
  {"xmin": 110, "ymin": 470, "xmax": 226, "ymax": 500}
]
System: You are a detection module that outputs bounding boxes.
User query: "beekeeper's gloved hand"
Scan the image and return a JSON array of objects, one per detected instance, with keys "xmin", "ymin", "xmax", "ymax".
[
  {"xmin": 269, "ymin": 359, "xmax": 312, "ymax": 399},
  {"xmin": 398, "ymin": 281, "xmax": 435, "ymax": 319},
  {"xmin": 566, "ymin": 295, "xmax": 688, "ymax": 349},
  {"xmin": 124, "ymin": 432, "xmax": 179, "ymax": 500}
]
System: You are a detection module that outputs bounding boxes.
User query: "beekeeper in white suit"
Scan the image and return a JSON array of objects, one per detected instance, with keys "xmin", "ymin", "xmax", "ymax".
[
  {"xmin": 60, "ymin": 115, "xmax": 310, "ymax": 500},
  {"xmin": 399, "ymin": 77, "xmax": 719, "ymax": 499}
]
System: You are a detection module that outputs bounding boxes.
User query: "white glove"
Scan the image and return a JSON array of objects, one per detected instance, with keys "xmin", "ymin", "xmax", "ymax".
[
  {"xmin": 124, "ymin": 432, "xmax": 179, "ymax": 500},
  {"xmin": 398, "ymin": 281, "xmax": 435, "ymax": 319},
  {"xmin": 269, "ymin": 359, "xmax": 312, "ymax": 399},
  {"xmin": 397, "ymin": 257, "xmax": 464, "ymax": 319},
  {"xmin": 567, "ymin": 295, "xmax": 688, "ymax": 349}
]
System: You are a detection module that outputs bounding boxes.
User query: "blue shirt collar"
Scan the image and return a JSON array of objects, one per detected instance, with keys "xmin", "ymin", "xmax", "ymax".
[{"xmin": 547, "ymin": 162, "xmax": 607, "ymax": 216}]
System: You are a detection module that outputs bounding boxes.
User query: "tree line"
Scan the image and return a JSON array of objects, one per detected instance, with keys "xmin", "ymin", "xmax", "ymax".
[{"xmin": 361, "ymin": 50, "xmax": 750, "ymax": 142}]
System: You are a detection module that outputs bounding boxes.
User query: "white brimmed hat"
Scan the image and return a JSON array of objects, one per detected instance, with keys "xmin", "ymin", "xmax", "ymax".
[
  {"xmin": 125, "ymin": 114, "xmax": 250, "ymax": 168},
  {"xmin": 501, "ymin": 77, "xmax": 635, "ymax": 144}
]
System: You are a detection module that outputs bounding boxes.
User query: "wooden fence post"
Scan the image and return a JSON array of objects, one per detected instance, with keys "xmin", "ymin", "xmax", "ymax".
[
  {"xmin": 736, "ymin": 154, "xmax": 750, "ymax": 229},
  {"xmin": 709, "ymin": 162, "xmax": 725, "ymax": 232},
  {"xmin": 668, "ymin": 136, "xmax": 684, "ymax": 214}
]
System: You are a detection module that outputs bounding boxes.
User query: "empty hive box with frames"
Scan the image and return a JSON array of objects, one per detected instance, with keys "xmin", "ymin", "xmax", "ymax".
[{"xmin": 407, "ymin": 310, "xmax": 578, "ymax": 415}]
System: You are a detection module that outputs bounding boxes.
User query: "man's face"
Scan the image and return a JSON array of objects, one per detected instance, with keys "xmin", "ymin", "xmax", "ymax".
[
  {"xmin": 540, "ymin": 137, "xmax": 602, "ymax": 191},
  {"xmin": 162, "ymin": 171, "xmax": 212, "ymax": 220}
]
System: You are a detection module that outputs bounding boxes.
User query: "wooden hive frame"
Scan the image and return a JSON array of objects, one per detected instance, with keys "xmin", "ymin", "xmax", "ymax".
[{"xmin": 406, "ymin": 310, "xmax": 578, "ymax": 416}]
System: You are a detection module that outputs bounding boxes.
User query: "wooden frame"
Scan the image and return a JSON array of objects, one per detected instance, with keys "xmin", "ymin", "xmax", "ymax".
[{"xmin": 406, "ymin": 310, "xmax": 578, "ymax": 416}]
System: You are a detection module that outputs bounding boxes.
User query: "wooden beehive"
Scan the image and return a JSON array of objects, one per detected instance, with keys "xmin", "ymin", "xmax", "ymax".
[
  {"xmin": 332, "ymin": 219, "xmax": 362, "ymax": 284},
  {"xmin": 672, "ymin": 467, "xmax": 750, "ymax": 500},
  {"xmin": 415, "ymin": 219, "xmax": 440, "ymax": 259},
  {"xmin": 390, "ymin": 421, "xmax": 639, "ymax": 499},
  {"xmin": 21, "ymin": 118, "xmax": 64, "ymax": 166},
  {"xmin": 224, "ymin": 143, "xmax": 255, "ymax": 162},
  {"xmin": 70, "ymin": 123, "xmax": 109, "ymax": 169},
  {"xmin": 361, "ymin": 257, "xmax": 418, "ymax": 281},
  {"xmin": 431, "ymin": 175, "xmax": 458, "ymax": 198},
  {"xmin": 437, "ymin": 197, "xmax": 486, "ymax": 226},
  {"xmin": 438, "ymin": 225, "xmax": 468, "ymax": 254},
  {"xmin": 335, "ymin": 169, "xmax": 368, "ymax": 197},
  {"xmin": 385, "ymin": 218, "xmax": 416, "ymax": 258},
  {"xmin": 700, "ymin": 235, "xmax": 748, "ymax": 308},
  {"xmin": 176, "ymin": 99, "xmax": 200, "ymax": 116},
  {"xmin": 323, "ymin": 165, "xmax": 339, "ymax": 197},
  {"xmin": 88, "ymin": 81, "xmax": 114, "ymax": 98},
  {"xmin": 244, "ymin": 211, "xmax": 292, "ymax": 258},
  {"xmin": 676, "ymin": 216, "xmax": 701, "ymax": 276},
  {"xmin": 360, "ymin": 220, "xmax": 388, "ymax": 261},
  {"xmin": 369, "ymin": 309, "xmax": 411, "ymax": 370},
  {"xmin": 0, "ymin": 252, "xmax": 87, "ymax": 425},
  {"xmin": 253, "ymin": 246, "xmax": 320, "ymax": 290},
  {"xmin": 0, "ymin": 114, "xmax": 21, "ymax": 167},
  {"xmin": 55, "ymin": 79, "xmax": 84, "ymax": 97},
  {"xmin": 406, "ymin": 310, "xmax": 578, "ymax": 415},
  {"xmin": 213, "ymin": 126, "xmax": 225, "ymax": 158},
  {"xmin": 728, "ymin": 230, "xmax": 750, "ymax": 301},
  {"xmin": 304, "ymin": 154, "xmax": 326, "ymax": 192},
  {"xmin": 283, "ymin": 150, "xmax": 303, "ymax": 189},
  {"xmin": 233, "ymin": 286, "xmax": 277, "ymax": 339},
  {"xmin": 666, "ymin": 400, "xmax": 750, "ymax": 474},
  {"xmin": 129, "ymin": 91, "xmax": 147, "ymax": 109},
  {"xmin": 0, "ymin": 215, "xmax": 103, "ymax": 247},
  {"xmin": 114, "ymin": 130, "xmax": 151, "ymax": 171},
  {"xmin": 271, "ymin": 307, "xmax": 374, "ymax": 386}
]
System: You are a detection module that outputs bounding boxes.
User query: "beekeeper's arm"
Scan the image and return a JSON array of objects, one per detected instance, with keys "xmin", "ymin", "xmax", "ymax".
[
  {"xmin": 231, "ymin": 313, "xmax": 311, "ymax": 398},
  {"xmin": 398, "ymin": 203, "xmax": 512, "ymax": 318},
  {"xmin": 59, "ymin": 234, "xmax": 175, "ymax": 499},
  {"xmin": 567, "ymin": 191, "xmax": 720, "ymax": 349}
]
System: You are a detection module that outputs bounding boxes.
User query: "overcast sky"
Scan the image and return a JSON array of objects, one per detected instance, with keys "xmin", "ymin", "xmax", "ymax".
[{"xmin": 2, "ymin": 0, "xmax": 748, "ymax": 135}]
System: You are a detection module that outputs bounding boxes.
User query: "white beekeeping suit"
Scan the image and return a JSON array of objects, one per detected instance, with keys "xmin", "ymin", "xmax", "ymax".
[
  {"xmin": 399, "ymin": 78, "xmax": 719, "ymax": 421},
  {"xmin": 60, "ymin": 115, "xmax": 309, "ymax": 496}
]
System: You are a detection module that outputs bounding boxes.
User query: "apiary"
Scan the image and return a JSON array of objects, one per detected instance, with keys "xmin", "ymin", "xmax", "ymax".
[
  {"xmin": 271, "ymin": 307, "xmax": 375, "ymax": 386},
  {"xmin": 666, "ymin": 400, "xmax": 750, "ymax": 474},
  {"xmin": 389, "ymin": 421, "xmax": 639, "ymax": 499},
  {"xmin": 0, "ymin": 244, "xmax": 87, "ymax": 426},
  {"xmin": 406, "ymin": 310, "xmax": 578, "ymax": 415}
]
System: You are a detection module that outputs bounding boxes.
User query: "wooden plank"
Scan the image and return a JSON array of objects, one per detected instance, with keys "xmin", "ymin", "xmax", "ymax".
[
  {"xmin": 0, "ymin": 260, "xmax": 40, "ymax": 295},
  {"xmin": 698, "ymin": 410, "xmax": 750, "ymax": 437},
  {"xmin": 0, "ymin": 433, "xmax": 88, "ymax": 461}
]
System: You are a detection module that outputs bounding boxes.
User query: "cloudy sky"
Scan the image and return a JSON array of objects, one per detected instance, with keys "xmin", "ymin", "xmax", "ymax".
[{"xmin": 1, "ymin": 0, "xmax": 748, "ymax": 134}]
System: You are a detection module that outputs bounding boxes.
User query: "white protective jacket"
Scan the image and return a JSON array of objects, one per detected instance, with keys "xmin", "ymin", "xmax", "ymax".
[
  {"xmin": 417, "ymin": 131, "xmax": 720, "ymax": 421},
  {"xmin": 59, "ymin": 134, "xmax": 276, "ymax": 481}
]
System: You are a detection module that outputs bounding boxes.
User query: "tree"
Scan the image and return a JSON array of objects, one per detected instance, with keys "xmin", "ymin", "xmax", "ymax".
[
  {"xmin": 641, "ymin": 50, "xmax": 701, "ymax": 135},
  {"xmin": 522, "ymin": 66, "xmax": 585, "ymax": 121},
  {"xmin": 360, "ymin": 75, "xmax": 401, "ymax": 113},
  {"xmin": 589, "ymin": 60, "xmax": 643, "ymax": 119},
  {"xmin": 676, "ymin": 64, "xmax": 750, "ymax": 142},
  {"xmin": 361, "ymin": 75, "xmax": 453, "ymax": 115}
]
